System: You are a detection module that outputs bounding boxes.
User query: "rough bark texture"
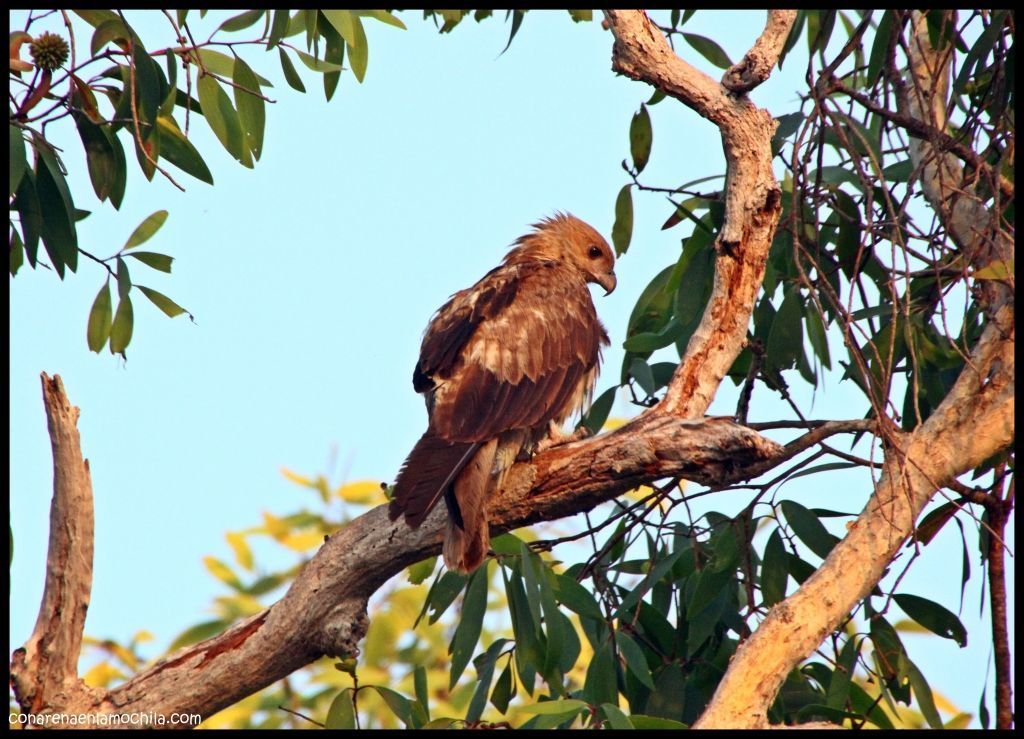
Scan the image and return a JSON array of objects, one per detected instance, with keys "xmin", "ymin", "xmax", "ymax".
[
  {"xmin": 10, "ymin": 374, "xmax": 102, "ymax": 717},
  {"xmin": 14, "ymin": 9, "xmax": 1011, "ymax": 731},
  {"xmin": 16, "ymin": 380, "xmax": 868, "ymax": 725},
  {"xmin": 604, "ymin": 10, "xmax": 792, "ymax": 418},
  {"xmin": 694, "ymin": 9, "xmax": 1015, "ymax": 729}
]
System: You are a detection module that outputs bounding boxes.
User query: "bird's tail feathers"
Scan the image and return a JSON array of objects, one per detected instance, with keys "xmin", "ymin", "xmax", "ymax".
[
  {"xmin": 443, "ymin": 438, "xmax": 498, "ymax": 574},
  {"xmin": 389, "ymin": 434, "xmax": 480, "ymax": 528}
]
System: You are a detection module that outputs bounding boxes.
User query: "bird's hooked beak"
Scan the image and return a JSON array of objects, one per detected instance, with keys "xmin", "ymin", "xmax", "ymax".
[{"xmin": 595, "ymin": 270, "xmax": 617, "ymax": 295}]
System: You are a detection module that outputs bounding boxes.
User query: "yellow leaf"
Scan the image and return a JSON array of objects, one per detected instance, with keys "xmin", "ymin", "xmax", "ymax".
[
  {"xmin": 336, "ymin": 480, "xmax": 384, "ymax": 504},
  {"xmin": 262, "ymin": 510, "xmax": 290, "ymax": 539},
  {"xmin": 973, "ymin": 259, "xmax": 1012, "ymax": 280},
  {"xmin": 603, "ymin": 416, "xmax": 628, "ymax": 431},
  {"xmin": 280, "ymin": 530, "xmax": 327, "ymax": 553},
  {"xmin": 82, "ymin": 661, "xmax": 126, "ymax": 688},
  {"xmin": 280, "ymin": 466, "xmax": 315, "ymax": 488},
  {"xmin": 226, "ymin": 531, "xmax": 254, "ymax": 571},
  {"xmin": 132, "ymin": 629, "xmax": 155, "ymax": 643},
  {"xmin": 203, "ymin": 555, "xmax": 241, "ymax": 588}
]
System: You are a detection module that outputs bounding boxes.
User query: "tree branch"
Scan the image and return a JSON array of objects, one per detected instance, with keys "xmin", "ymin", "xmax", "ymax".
[
  {"xmin": 10, "ymin": 374, "xmax": 100, "ymax": 715},
  {"xmin": 694, "ymin": 12, "xmax": 1016, "ymax": 727},
  {"xmin": 604, "ymin": 10, "xmax": 791, "ymax": 419},
  {"xmin": 17, "ymin": 386, "xmax": 876, "ymax": 724},
  {"xmin": 722, "ymin": 10, "xmax": 798, "ymax": 94}
]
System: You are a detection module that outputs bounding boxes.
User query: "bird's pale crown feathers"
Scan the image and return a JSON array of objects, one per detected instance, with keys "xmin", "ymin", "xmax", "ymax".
[{"xmin": 502, "ymin": 212, "xmax": 617, "ymax": 295}]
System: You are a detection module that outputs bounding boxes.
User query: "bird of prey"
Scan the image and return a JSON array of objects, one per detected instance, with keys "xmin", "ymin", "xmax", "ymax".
[{"xmin": 389, "ymin": 213, "xmax": 616, "ymax": 573}]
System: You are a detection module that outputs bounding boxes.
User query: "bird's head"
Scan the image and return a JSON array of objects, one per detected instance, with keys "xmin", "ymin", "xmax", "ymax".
[{"xmin": 509, "ymin": 213, "xmax": 617, "ymax": 295}]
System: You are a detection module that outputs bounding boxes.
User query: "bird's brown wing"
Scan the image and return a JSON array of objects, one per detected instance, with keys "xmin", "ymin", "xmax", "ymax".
[
  {"xmin": 424, "ymin": 260, "xmax": 608, "ymax": 443},
  {"xmin": 390, "ymin": 260, "xmax": 607, "ymax": 535}
]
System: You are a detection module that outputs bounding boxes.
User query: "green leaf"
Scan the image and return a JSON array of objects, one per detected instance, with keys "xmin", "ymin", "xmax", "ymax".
[
  {"xmin": 781, "ymin": 500, "xmax": 839, "ymax": 560},
  {"xmin": 10, "ymin": 228, "xmax": 25, "ymax": 276},
  {"xmin": 72, "ymin": 9, "xmax": 119, "ymax": 28},
  {"xmin": 414, "ymin": 665, "xmax": 430, "ymax": 721},
  {"xmin": 767, "ymin": 287, "xmax": 805, "ymax": 370},
  {"xmin": 130, "ymin": 43, "xmax": 164, "ymax": 132},
  {"xmin": 913, "ymin": 501, "xmax": 959, "ymax": 546},
  {"xmin": 501, "ymin": 10, "xmax": 526, "ymax": 55},
  {"xmin": 615, "ymin": 631, "xmax": 654, "ymax": 689},
  {"xmin": 611, "ymin": 185, "xmax": 633, "ymax": 256},
  {"xmin": 320, "ymin": 12, "xmax": 345, "ymax": 101},
  {"xmin": 584, "ymin": 638, "xmax": 618, "ymax": 706},
  {"xmin": 629, "ymin": 104, "xmax": 653, "ymax": 173},
  {"xmin": 167, "ymin": 619, "xmax": 230, "ymax": 652},
  {"xmin": 193, "ymin": 49, "xmax": 270, "ymax": 86},
  {"xmin": 490, "ymin": 658, "xmax": 514, "ymax": 713},
  {"xmin": 569, "ymin": 9, "xmax": 594, "ymax": 23},
  {"xmin": 519, "ymin": 698, "xmax": 587, "ymax": 715},
  {"xmin": 407, "ymin": 556, "xmax": 436, "ymax": 585},
  {"xmin": 466, "ymin": 638, "xmax": 508, "ymax": 722},
  {"xmin": 233, "ymin": 57, "xmax": 265, "ymax": 159},
  {"xmin": 291, "ymin": 49, "xmax": 344, "ymax": 73},
  {"xmin": 826, "ymin": 635, "xmax": 860, "ymax": 709},
  {"xmin": 426, "ymin": 570, "xmax": 467, "ymax": 625},
  {"xmin": 627, "ymin": 356, "xmax": 656, "ymax": 396},
  {"xmin": 367, "ymin": 686, "xmax": 413, "ymax": 727},
  {"xmin": 90, "ymin": 18, "xmax": 133, "ymax": 56},
  {"xmin": 156, "ymin": 116, "xmax": 214, "ymax": 184},
  {"xmin": 87, "ymin": 280, "xmax": 113, "ymax": 352},
  {"xmin": 866, "ymin": 11, "xmax": 893, "ymax": 84},
  {"xmin": 71, "ymin": 101, "xmax": 119, "ymax": 203},
  {"xmin": 197, "ymin": 75, "xmax": 250, "ymax": 166},
  {"xmin": 503, "ymin": 567, "xmax": 541, "ymax": 694},
  {"xmin": 579, "ymin": 386, "xmax": 616, "ymax": 435},
  {"xmin": 14, "ymin": 172, "xmax": 42, "ymax": 266},
  {"xmin": 448, "ymin": 565, "xmax": 487, "ymax": 689},
  {"xmin": 267, "ymin": 9, "xmax": 291, "ymax": 49},
  {"xmin": 126, "ymin": 251, "xmax": 173, "ymax": 273},
  {"xmin": 136, "ymin": 285, "xmax": 187, "ymax": 318},
  {"xmin": 325, "ymin": 688, "xmax": 356, "ymax": 729},
  {"xmin": 552, "ymin": 573, "xmax": 603, "ymax": 620},
  {"xmin": 600, "ymin": 703, "xmax": 633, "ymax": 729},
  {"xmin": 322, "ymin": 9, "xmax": 356, "ymax": 46},
  {"xmin": 110, "ymin": 294, "xmax": 134, "ymax": 355},
  {"xmin": 805, "ymin": 304, "xmax": 832, "ymax": 369},
  {"xmin": 347, "ymin": 15, "xmax": 369, "ymax": 82},
  {"xmin": 217, "ymin": 9, "xmax": 265, "ymax": 33},
  {"xmin": 116, "ymin": 257, "xmax": 131, "ymax": 298},
  {"xmin": 682, "ymin": 33, "xmax": 733, "ymax": 68},
  {"xmin": 893, "ymin": 594, "xmax": 967, "ymax": 646},
  {"xmin": 10, "ymin": 125, "xmax": 26, "ymax": 197},
  {"xmin": 362, "ymin": 9, "xmax": 406, "ymax": 29},
  {"xmin": 629, "ymin": 715, "xmax": 688, "ymax": 729},
  {"xmin": 278, "ymin": 48, "xmax": 306, "ymax": 92},
  {"xmin": 903, "ymin": 656, "xmax": 942, "ymax": 729},
  {"xmin": 761, "ymin": 528, "xmax": 788, "ymax": 606},
  {"xmin": 33, "ymin": 134, "xmax": 78, "ymax": 276},
  {"xmin": 123, "ymin": 209, "xmax": 168, "ymax": 250}
]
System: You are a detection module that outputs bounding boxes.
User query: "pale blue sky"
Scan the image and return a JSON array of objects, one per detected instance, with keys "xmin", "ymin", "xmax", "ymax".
[{"xmin": 9, "ymin": 10, "xmax": 1011, "ymax": 725}]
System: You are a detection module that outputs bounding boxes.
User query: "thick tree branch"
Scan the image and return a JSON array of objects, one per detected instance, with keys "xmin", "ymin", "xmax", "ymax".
[
  {"xmin": 695, "ymin": 306, "xmax": 1014, "ymax": 728},
  {"xmin": 695, "ymin": 12, "xmax": 1015, "ymax": 727},
  {"xmin": 10, "ymin": 374, "xmax": 101, "ymax": 715},
  {"xmin": 605, "ymin": 10, "xmax": 790, "ymax": 419},
  {"xmin": 722, "ymin": 10, "xmax": 798, "ymax": 94},
  {"xmin": 16, "ymin": 384, "xmax": 879, "ymax": 724}
]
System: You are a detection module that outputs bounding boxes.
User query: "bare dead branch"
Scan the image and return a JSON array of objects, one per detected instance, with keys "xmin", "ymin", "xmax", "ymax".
[
  {"xmin": 722, "ymin": 10, "xmax": 798, "ymax": 94},
  {"xmin": 15, "ymin": 392, "xmax": 861, "ymax": 724},
  {"xmin": 604, "ymin": 10, "xmax": 786, "ymax": 419},
  {"xmin": 10, "ymin": 374, "xmax": 100, "ymax": 715}
]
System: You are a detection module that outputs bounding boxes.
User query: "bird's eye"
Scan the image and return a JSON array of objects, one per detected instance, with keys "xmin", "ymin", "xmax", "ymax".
[{"xmin": 587, "ymin": 245, "xmax": 602, "ymax": 259}]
